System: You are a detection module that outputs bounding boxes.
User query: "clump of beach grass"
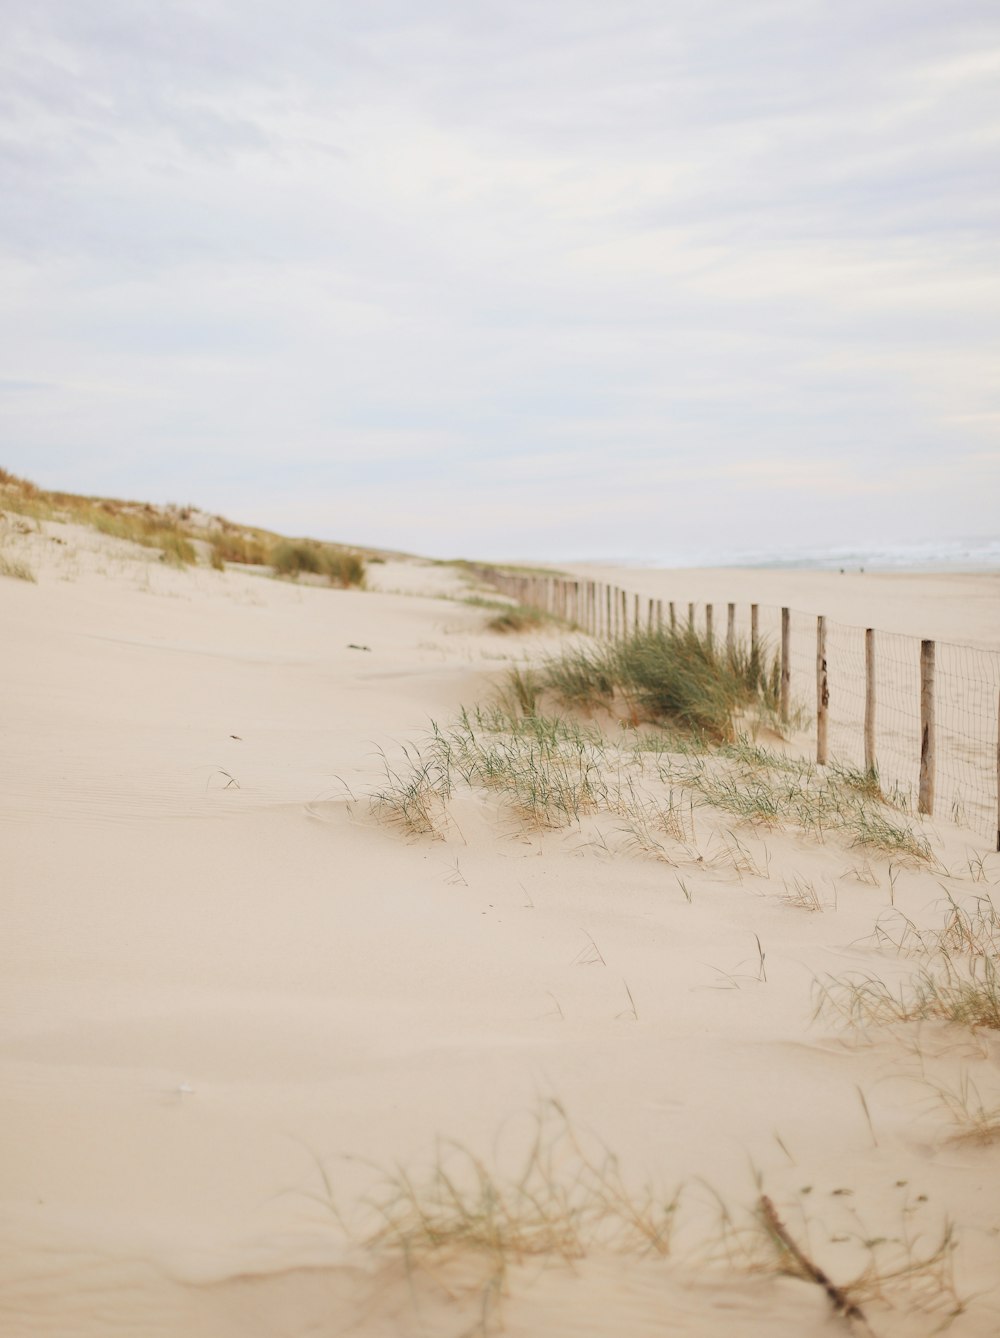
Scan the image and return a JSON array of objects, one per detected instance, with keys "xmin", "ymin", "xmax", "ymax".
[
  {"xmin": 681, "ymin": 741, "xmax": 933, "ymax": 862},
  {"xmin": 271, "ymin": 539, "xmax": 366, "ymax": 587},
  {"xmin": 818, "ymin": 885, "xmax": 1000, "ymax": 1036},
  {"xmin": 363, "ymin": 1100, "xmax": 680, "ymax": 1326},
  {"xmin": 485, "ymin": 603, "xmax": 552, "ymax": 633},
  {"xmin": 270, "ymin": 540, "xmax": 329, "ymax": 578},
  {"xmin": 924, "ymin": 1071, "xmax": 1000, "ymax": 1146},
  {"xmin": 533, "ymin": 624, "xmax": 781, "ymax": 741},
  {"xmin": 208, "ymin": 529, "xmax": 271, "ymax": 567},
  {"xmin": 369, "ymin": 744, "xmax": 452, "ymax": 838},
  {"xmin": 816, "ymin": 955, "xmax": 1000, "ymax": 1033},
  {"xmin": 0, "ymin": 553, "xmax": 36, "ymax": 582},
  {"xmin": 869, "ymin": 894, "xmax": 1000, "ymax": 961},
  {"xmin": 0, "ymin": 516, "xmax": 37, "ymax": 582},
  {"xmin": 153, "ymin": 528, "xmax": 197, "ymax": 566},
  {"xmin": 458, "ymin": 595, "xmax": 564, "ymax": 634}
]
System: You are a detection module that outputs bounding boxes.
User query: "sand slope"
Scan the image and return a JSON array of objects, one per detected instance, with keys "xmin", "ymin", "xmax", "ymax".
[{"xmin": 2, "ymin": 519, "xmax": 999, "ymax": 1336}]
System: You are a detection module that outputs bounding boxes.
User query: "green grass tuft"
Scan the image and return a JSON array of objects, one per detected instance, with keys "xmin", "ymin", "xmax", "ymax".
[{"xmin": 531, "ymin": 625, "xmax": 782, "ymax": 741}]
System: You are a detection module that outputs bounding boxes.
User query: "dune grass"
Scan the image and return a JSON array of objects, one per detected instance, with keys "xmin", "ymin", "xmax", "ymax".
[
  {"xmin": 355, "ymin": 1102, "xmax": 963, "ymax": 1335},
  {"xmin": 361, "ymin": 1100, "xmax": 680, "ymax": 1331},
  {"xmin": 818, "ymin": 884, "xmax": 1000, "ymax": 1036},
  {"xmin": 369, "ymin": 696, "xmax": 933, "ymax": 866},
  {"xmin": 366, "ymin": 1101, "xmax": 680, "ymax": 1271},
  {"xmin": 208, "ymin": 529, "xmax": 271, "ymax": 567},
  {"xmin": 270, "ymin": 539, "xmax": 366, "ymax": 587},
  {"xmin": 816, "ymin": 954, "xmax": 1000, "ymax": 1033},
  {"xmin": 457, "ymin": 595, "xmax": 564, "ymax": 634},
  {"xmin": 532, "ymin": 624, "xmax": 782, "ymax": 741},
  {"xmin": 925, "ymin": 1071, "xmax": 1000, "ymax": 1146},
  {"xmin": 0, "ymin": 552, "xmax": 36, "ymax": 582}
]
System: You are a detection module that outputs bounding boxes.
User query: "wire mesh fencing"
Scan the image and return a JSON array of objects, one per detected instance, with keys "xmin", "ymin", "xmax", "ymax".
[{"xmin": 474, "ymin": 568, "xmax": 1000, "ymax": 848}]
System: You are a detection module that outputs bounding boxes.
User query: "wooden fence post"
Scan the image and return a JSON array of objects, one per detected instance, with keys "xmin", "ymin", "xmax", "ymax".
[
  {"xmin": 727, "ymin": 603, "xmax": 735, "ymax": 659},
  {"xmin": 816, "ymin": 616, "xmax": 828, "ymax": 765},
  {"xmin": 688, "ymin": 602, "xmax": 695, "ymax": 632},
  {"xmin": 669, "ymin": 601, "xmax": 676, "ymax": 631},
  {"xmin": 621, "ymin": 588, "xmax": 628, "ymax": 637},
  {"xmin": 634, "ymin": 593, "xmax": 640, "ymax": 633},
  {"xmin": 918, "ymin": 640, "xmax": 935, "ymax": 815},
  {"xmin": 705, "ymin": 603, "xmax": 713, "ymax": 646},
  {"xmin": 605, "ymin": 585, "xmax": 612, "ymax": 639},
  {"xmin": 656, "ymin": 599, "xmax": 663, "ymax": 631},
  {"xmin": 864, "ymin": 629, "xmax": 876, "ymax": 776},
  {"xmin": 996, "ymin": 684, "xmax": 1000, "ymax": 852},
  {"xmin": 751, "ymin": 604, "xmax": 759, "ymax": 673},
  {"xmin": 780, "ymin": 608, "xmax": 791, "ymax": 725}
]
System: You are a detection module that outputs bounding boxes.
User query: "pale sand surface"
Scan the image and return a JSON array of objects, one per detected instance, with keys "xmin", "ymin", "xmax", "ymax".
[{"xmin": 2, "ymin": 518, "xmax": 1000, "ymax": 1336}]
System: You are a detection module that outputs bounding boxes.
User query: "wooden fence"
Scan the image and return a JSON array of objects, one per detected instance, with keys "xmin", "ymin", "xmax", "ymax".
[{"xmin": 473, "ymin": 567, "xmax": 1000, "ymax": 850}]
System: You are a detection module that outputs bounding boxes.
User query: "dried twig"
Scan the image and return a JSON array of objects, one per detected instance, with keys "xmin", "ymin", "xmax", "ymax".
[{"xmin": 759, "ymin": 1195, "xmax": 871, "ymax": 1330}]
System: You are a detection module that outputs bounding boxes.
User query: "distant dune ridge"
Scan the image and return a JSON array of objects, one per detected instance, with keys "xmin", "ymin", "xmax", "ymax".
[
  {"xmin": 2, "ymin": 477, "xmax": 1000, "ymax": 1337},
  {"xmin": 0, "ymin": 467, "xmax": 376, "ymax": 584}
]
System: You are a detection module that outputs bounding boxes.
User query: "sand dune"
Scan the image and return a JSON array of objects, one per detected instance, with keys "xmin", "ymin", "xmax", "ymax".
[{"xmin": 2, "ymin": 514, "xmax": 999, "ymax": 1336}]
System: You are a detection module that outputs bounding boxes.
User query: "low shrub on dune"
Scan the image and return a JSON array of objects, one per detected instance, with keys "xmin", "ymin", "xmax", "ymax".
[
  {"xmin": 270, "ymin": 540, "xmax": 326, "ymax": 577},
  {"xmin": 208, "ymin": 530, "xmax": 270, "ymax": 567},
  {"xmin": 326, "ymin": 550, "xmax": 366, "ymax": 588},
  {"xmin": 271, "ymin": 539, "xmax": 365, "ymax": 588}
]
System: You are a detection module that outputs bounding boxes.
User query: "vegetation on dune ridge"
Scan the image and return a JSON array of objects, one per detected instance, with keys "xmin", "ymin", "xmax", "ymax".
[{"xmin": 0, "ymin": 466, "xmax": 367, "ymax": 586}]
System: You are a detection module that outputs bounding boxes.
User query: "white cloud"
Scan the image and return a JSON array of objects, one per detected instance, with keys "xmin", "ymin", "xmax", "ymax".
[{"xmin": 2, "ymin": 0, "xmax": 999, "ymax": 558}]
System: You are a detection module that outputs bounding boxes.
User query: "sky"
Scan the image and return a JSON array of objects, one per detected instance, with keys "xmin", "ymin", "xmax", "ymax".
[{"xmin": 2, "ymin": 1, "xmax": 999, "ymax": 561}]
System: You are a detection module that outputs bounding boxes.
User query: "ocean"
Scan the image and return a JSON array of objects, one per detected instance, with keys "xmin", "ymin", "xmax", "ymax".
[{"xmin": 603, "ymin": 537, "xmax": 1000, "ymax": 573}]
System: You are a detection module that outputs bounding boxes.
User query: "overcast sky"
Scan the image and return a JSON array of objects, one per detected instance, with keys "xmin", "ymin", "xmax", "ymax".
[{"xmin": 2, "ymin": 1, "xmax": 999, "ymax": 560}]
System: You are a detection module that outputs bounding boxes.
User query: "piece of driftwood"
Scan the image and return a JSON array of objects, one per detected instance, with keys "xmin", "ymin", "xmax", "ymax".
[{"xmin": 758, "ymin": 1195, "xmax": 869, "ymax": 1328}]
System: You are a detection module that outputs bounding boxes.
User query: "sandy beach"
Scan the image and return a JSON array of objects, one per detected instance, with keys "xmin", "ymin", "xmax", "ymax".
[{"xmin": 2, "ymin": 515, "xmax": 1000, "ymax": 1337}]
